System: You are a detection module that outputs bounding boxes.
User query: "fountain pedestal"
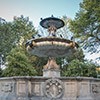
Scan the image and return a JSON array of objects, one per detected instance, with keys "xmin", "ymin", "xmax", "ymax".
[
  {"xmin": 43, "ymin": 57, "xmax": 60, "ymax": 77},
  {"xmin": 43, "ymin": 69, "xmax": 60, "ymax": 77}
]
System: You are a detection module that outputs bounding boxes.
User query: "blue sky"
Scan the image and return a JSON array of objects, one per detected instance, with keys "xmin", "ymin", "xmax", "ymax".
[
  {"xmin": 0, "ymin": 0, "xmax": 100, "ymax": 64},
  {"xmin": 0, "ymin": 0, "xmax": 82, "ymax": 27}
]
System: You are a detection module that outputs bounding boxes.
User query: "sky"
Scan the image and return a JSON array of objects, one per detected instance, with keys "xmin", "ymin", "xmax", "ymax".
[
  {"xmin": 0, "ymin": 0, "xmax": 82, "ymax": 27},
  {"xmin": 0, "ymin": 0, "xmax": 100, "ymax": 64}
]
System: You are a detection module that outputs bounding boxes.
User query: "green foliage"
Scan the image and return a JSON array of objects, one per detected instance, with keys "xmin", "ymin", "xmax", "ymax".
[
  {"xmin": 62, "ymin": 59, "xmax": 97, "ymax": 77},
  {"xmin": 98, "ymin": 70, "xmax": 100, "ymax": 75},
  {"xmin": 66, "ymin": 48, "xmax": 84, "ymax": 63},
  {"xmin": 0, "ymin": 68, "xmax": 2, "ymax": 77},
  {"xmin": 0, "ymin": 15, "xmax": 36, "ymax": 62},
  {"xmin": 29, "ymin": 56, "xmax": 48, "ymax": 76},
  {"xmin": 0, "ymin": 15, "xmax": 46, "ymax": 76},
  {"xmin": 0, "ymin": 14, "xmax": 99, "ymax": 77},
  {"xmin": 12, "ymin": 15, "xmax": 36, "ymax": 42},
  {"xmin": 2, "ymin": 47, "xmax": 37, "ymax": 77},
  {"xmin": 57, "ymin": 16, "xmax": 72, "ymax": 39},
  {"xmin": 69, "ymin": 0, "xmax": 100, "ymax": 55},
  {"xmin": 0, "ymin": 22, "xmax": 15, "ymax": 60}
]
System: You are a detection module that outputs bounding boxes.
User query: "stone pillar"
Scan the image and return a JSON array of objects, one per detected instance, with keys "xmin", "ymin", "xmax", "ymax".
[
  {"xmin": 43, "ymin": 69, "xmax": 60, "ymax": 77},
  {"xmin": 43, "ymin": 57, "xmax": 60, "ymax": 77}
]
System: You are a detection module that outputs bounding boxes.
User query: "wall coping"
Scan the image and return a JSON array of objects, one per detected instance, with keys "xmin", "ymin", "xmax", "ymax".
[{"xmin": 0, "ymin": 76, "xmax": 100, "ymax": 81}]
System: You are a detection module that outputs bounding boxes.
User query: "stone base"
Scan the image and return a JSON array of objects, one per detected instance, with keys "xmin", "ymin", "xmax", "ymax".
[
  {"xmin": 43, "ymin": 69, "xmax": 60, "ymax": 77},
  {"xmin": 43, "ymin": 57, "xmax": 60, "ymax": 77},
  {"xmin": 0, "ymin": 76, "xmax": 100, "ymax": 100}
]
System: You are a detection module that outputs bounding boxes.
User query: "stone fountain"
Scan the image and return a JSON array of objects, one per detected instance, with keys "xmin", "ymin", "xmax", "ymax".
[
  {"xmin": 26, "ymin": 16, "xmax": 78, "ymax": 77},
  {"xmin": 0, "ymin": 16, "xmax": 100, "ymax": 100}
]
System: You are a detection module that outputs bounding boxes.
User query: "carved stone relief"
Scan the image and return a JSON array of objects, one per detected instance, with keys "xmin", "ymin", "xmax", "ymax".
[
  {"xmin": 17, "ymin": 81, "xmax": 26, "ymax": 96},
  {"xmin": 65, "ymin": 82, "xmax": 77, "ymax": 97},
  {"xmin": 91, "ymin": 83, "xmax": 100, "ymax": 94},
  {"xmin": 31, "ymin": 82, "xmax": 41, "ymax": 96},
  {"xmin": 44, "ymin": 78, "xmax": 64, "ymax": 99},
  {"xmin": 1, "ymin": 83, "xmax": 13, "ymax": 93},
  {"xmin": 79, "ymin": 82, "xmax": 89, "ymax": 97}
]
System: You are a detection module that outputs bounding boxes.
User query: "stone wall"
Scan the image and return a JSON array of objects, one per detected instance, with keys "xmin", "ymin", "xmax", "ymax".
[{"xmin": 0, "ymin": 76, "xmax": 100, "ymax": 100}]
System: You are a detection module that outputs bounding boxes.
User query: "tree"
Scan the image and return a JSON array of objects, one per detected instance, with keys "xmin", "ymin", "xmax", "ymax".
[
  {"xmin": 0, "ymin": 68, "xmax": 2, "ymax": 77},
  {"xmin": 2, "ymin": 47, "xmax": 37, "ymax": 77},
  {"xmin": 12, "ymin": 15, "xmax": 36, "ymax": 43},
  {"xmin": 62, "ymin": 59, "xmax": 97, "ymax": 77},
  {"xmin": 0, "ymin": 21, "xmax": 15, "ymax": 60},
  {"xmin": 56, "ymin": 16, "xmax": 73, "ymax": 39},
  {"xmin": 65, "ymin": 48, "xmax": 84, "ymax": 63},
  {"xmin": 0, "ymin": 15, "xmax": 49, "ymax": 76},
  {"xmin": 69, "ymin": 0, "xmax": 100, "ymax": 60},
  {"xmin": 60, "ymin": 48, "xmax": 85, "ymax": 75},
  {"xmin": 0, "ymin": 15, "xmax": 36, "ymax": 62}
]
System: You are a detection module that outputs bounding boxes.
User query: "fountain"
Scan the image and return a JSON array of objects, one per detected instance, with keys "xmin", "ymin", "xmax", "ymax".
[
  {"xmin": 0, "ymin": 16, "xmax": 100, "ymax": 100},
  {"xmin": 26, "ymin": 16, "xmax": 78, "ymax": 77}
]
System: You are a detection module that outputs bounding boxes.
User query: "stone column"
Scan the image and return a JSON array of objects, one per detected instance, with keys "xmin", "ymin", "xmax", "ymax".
[{"xmin": 43, "ymin": 57, "xmax": 60, "ymax": 77}]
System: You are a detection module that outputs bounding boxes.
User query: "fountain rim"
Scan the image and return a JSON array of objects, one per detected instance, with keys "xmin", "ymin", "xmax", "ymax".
[
  {"xmin": 26, "ymin": 37, "xmax": 79, "ymax": 58},
  {"xmin": 26, "ymin": 37, "xmax": 79, "ymax": 47},
  {"xmin": 40, "ymin": 17, "xmax": 65, "ymax": 29}
]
